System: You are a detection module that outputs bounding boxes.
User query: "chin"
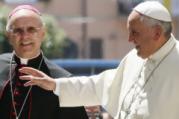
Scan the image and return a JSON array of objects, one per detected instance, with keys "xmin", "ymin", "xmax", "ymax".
[
  {"xmin": 137, "ymin": 53, "xmax": 146, "ymax": 59},
  {"xmin": 140, "ymin": 55, "xmax": 148, "ymax": 59}
]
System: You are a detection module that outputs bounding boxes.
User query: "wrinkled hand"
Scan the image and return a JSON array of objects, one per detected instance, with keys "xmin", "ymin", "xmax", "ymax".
[{"xmin": 19, "ymin": 67, "xmax": 56, "ymax": 91}]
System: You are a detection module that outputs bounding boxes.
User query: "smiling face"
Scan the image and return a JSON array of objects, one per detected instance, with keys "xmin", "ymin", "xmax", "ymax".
[
  {"xmin": 6, "ymin": 9, "xmax": 45, "ymax": 58},
  {"xmin": 127, "ymin": 11, "xmax": 163, "ymax": 59}
]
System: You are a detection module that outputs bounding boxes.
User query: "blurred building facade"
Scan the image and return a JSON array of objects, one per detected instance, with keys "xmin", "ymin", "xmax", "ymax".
[{"xmin": 0, "ymin": 0, "xmax": 178, "ymax": 60}]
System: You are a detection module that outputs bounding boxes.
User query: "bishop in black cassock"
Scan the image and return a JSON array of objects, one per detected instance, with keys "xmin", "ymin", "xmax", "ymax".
[{"xmin": 0, "ymin": 53, "xmax": 88, "ymax": 119}]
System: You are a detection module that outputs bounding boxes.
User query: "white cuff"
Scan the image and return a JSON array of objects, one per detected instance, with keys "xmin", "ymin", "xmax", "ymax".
[{"xmin": 53, "ymin": 80, "xmax": 60, "ymax": 96}]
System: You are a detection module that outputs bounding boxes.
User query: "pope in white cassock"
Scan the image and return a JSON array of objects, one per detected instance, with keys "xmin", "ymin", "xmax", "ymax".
[{"xmin": 19, "ymin": 1, "xmax": 179, "ymax": 119}]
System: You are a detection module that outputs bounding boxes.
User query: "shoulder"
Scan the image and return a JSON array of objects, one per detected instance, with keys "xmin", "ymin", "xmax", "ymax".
[
  {"xmin": 0, "ymin": 53, "xmax": 12, "ymax": 63},
  {"xmin": 0, "ymin": 53, "xmax": 12, "ymax": 76},
  {"xmin": 122, "ymin": 49, "xmax": 142, "ymax": 65},
  {"xmin": 43, "ymin": 57, "xmax": 72, "ymax": 78},
  {"xmin": 0, "ymin": 53, "xmax": 12, "ymax": 60},
  {"xmin": 119, "ymin": 49, "xmax": 144, "ymax": 71}
]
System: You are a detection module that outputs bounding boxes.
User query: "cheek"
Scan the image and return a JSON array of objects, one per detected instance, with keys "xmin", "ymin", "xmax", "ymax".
[
  {"xmin": 142, "ymin": 40, "xmax": 154, "ymax": 53},
  {"xmin": 33, "ymin": 38, "xmax": 43, "ymax": 48},
  {"xmin": 36, "ymin": 35, "xmax": 44, "ymax": 42},
  {"xmin": 8, "ymin": 38, "xmax": 15, "ymax": 46},
  {"xmin": 9, "ymin": 38, "xmax": 20, "ymax": 48}
]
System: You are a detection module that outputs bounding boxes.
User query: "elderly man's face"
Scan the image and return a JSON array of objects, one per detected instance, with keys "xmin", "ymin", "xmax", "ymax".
[
  {"xmin": 127, "ymin": 11, "xmax": 160, "ymax": 59},
  {"xmin": 7, "ymin": 10, "xmax": 45, "ymax": 58}
]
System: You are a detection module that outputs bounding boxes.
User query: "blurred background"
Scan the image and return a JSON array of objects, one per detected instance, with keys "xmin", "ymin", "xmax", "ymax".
[
  {"xmin": 0, "ymin": 0, "xmax": 179, "ymax": 60},
  {"xmin": 0, "ymin": 0, "xmax": 178, "ymax": 119}
]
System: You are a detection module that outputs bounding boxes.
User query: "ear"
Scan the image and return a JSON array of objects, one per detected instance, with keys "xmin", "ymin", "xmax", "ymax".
[
  {"xmin": 153, "ymin": 25, "xmax": 162, "ymax": 41},
  {"xmin": 5, "ymin": 31, "xmax": 12, "ymax": 45},
  {"xmin": 40, "ymin": 26, "xmax": 46, "ymax": 41},
  {"xmin": 5, "ymin": 31, "xmax": 9, "ymax": 38}
]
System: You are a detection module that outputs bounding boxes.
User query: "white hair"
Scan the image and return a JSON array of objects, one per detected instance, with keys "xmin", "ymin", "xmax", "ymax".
[{"xmin": 140, "ymin": 15, "xmax": 172, "ymax": 38}]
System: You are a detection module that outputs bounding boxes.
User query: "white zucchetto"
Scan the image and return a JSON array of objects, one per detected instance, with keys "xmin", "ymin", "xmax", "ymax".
[{"xmin": 134, "ymin": 1, "xmax": 172, "ymax": 22}]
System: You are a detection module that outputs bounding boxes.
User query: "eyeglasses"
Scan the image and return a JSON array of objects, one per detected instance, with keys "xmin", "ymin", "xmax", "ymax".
[{"xmin": 8, "ymin": 26, "xmax": 42, "ymax": 36}]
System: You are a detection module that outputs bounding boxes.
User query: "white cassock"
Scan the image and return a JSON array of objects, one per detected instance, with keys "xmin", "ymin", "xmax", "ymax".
[{"xmin": 54, "ymin": 34, "xmax": 179, "ymax": 119}]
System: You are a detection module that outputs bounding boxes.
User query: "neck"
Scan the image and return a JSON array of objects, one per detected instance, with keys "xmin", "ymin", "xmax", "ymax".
[
  {"xmin": 13, "ymin": 51, "xmax": 42, "ymax": 65},
  {"xmin": 14, "ymin": 50, "xmax": 41, "ymax": 59}
]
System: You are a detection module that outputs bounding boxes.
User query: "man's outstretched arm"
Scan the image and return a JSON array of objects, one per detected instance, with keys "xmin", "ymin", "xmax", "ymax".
[{"xmin": 20, "ymin": 66, "xmax": 118, "ymax": 108}]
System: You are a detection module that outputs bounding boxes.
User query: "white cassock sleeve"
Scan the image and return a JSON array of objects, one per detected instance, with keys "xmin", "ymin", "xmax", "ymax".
[{"xmin": 54, "ymin": 68, "xmax": 117, "ymax": 107}]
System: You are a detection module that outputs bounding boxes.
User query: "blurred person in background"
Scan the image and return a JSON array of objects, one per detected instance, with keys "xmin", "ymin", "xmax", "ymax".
[
  {"xmin": 19, "ymin": 1, "xmax": 179, "ymax": 119},
  {"xmin": 0, "ymin": 5, "xmax": 88, "ymax": 119}
]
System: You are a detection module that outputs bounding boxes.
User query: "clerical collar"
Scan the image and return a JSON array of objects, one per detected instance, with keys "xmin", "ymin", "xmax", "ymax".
[
  {"xmin": 14, "ymin": 52, "xmax": 42, "ymax": 65},
  {"xmin": 148, "ymin": 34, "xmax": 176, "ymax": 62},
  {"xmin": 19, "ymin": 58, "xmax": 28, "ymax": 65}
]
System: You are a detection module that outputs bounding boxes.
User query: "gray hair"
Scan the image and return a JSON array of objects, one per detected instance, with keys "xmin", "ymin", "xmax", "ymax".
[{"xmin": 140, "ymin": 15, "xmax": 172, "ymax": 39}]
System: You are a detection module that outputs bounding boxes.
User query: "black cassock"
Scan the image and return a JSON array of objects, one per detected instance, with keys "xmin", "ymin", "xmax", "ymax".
[{"xmin": 0, "ymin": 53, "xmax": 88, "ymax": 119}]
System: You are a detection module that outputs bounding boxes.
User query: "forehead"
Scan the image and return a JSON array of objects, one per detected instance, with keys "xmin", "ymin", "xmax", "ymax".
[
  {"xmin": 127, "ymin": 11, "xmax": 147, "ymax": 29},
  {"xmin": 9, "ymin": 10, "xmax": 42, "ymax": 27},
  {"xmin": 128, "ymin": 11, "xmax": 141, "ymax": 24}
]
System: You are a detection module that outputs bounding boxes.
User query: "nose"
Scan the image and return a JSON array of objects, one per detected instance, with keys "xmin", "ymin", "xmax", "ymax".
[{"xmin": 20, "ymin": 29, "xmax": 31, "ymax": 39}]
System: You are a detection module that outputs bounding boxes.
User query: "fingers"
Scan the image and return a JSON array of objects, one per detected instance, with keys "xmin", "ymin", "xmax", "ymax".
[
  {"xmin": 20, "ymin": 75, "xmax": 44, "ymax": 87},
  {"xmin": 19, "ymin": 67, "xmax": 45, "ymax": 77},
  {"xmin": 24, "ymin": 80, "xmax": 36, "ymax": 87},
  {"xmin": 19, "ymin": 75, "xmax": 33, "ymax": 81},
  {"xmin": 19, "ymin": 67, "xmax": 55, "ymax": 91}
]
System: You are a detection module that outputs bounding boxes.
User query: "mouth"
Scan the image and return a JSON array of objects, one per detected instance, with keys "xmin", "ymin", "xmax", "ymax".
[
  {"xmin": 20, "ymin": 41, "xmax": 34, "ymax": 50},
  {"xmin": 21, "ymin": 41, "xmax": 33, "ymax": 46}
]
